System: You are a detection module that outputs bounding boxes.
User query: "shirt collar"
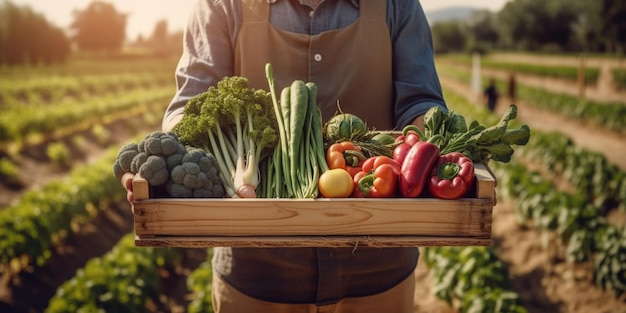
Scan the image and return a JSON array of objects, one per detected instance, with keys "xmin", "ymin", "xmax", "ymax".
[{"xmin": 267, "ymin": 0, "xmax": 359, "ymax": 8}]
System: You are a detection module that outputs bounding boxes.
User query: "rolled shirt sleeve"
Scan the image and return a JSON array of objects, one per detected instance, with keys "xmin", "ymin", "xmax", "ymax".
[
  {"xmin": 390, "ymin": 0, "xmax": 447, "ymax": 129},
  {"xmin": 162, "ymin": 0, "xmax": 240, "ymax": 130}
]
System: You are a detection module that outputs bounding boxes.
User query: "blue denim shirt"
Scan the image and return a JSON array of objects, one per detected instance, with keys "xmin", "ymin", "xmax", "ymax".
[{"xmin": 163, "ymin": 0, "xmax": 446, "ymax": 130}]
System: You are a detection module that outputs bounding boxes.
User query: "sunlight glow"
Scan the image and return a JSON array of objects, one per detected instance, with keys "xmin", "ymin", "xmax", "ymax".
[{"xmin": 11, "ymin": 0, "xmax": 510, "ymax": 40}]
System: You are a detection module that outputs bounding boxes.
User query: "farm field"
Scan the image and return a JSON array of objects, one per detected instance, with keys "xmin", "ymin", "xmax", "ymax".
[
  {"xmin": 0, "ymin": 53, "xmax": 625, "ymax": 313},
  {"xmin": 416, "ymin": 54, "xmax": 626, "ymax": 313}
]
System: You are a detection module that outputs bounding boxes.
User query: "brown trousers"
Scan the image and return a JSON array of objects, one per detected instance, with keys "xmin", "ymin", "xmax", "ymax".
[{"xmin": 212, "ymin": 271, "xmax": 416, "ymax": 313}]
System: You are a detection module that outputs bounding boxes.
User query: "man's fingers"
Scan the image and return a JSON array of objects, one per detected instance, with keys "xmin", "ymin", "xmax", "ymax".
[
  {"xmin": 127, "ymin": 190, "xmax": 134, "ymax": 204},
  {"xmin": 121, "ymin": 172, "xmax": 135, "ymax": 191},
  {"xmin": 121, "ymin": 172, "xmax": 135, "ymax": 205}
]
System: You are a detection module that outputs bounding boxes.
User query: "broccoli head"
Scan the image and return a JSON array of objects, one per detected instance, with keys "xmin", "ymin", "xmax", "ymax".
[
  {"xmin": 183, "ymin": 147, "xmax": 219, "ymax": 174},
  {"xmin": 166, "ymin": 143, "xmax": 187, "ymax": 171},
  {"xmin": 130, "ymin": 152, "xmax": 149, "ymax": 174},
  {"xmin": 166, "ymin": 148, "xmax": 225, "ymax": 198},
  {"xmin": 138, "ymin": 131, "xmax": 185, "ymax": 157},
  {"xmin": 112, "ymin": 142, "xmax": 139, "ymax": 180},
  {"xmin": 114, "ymin": 131, "xmax": 186, "ymax": 179},
  {"xmin": 138, "ymin": 155, "xmax": 169, "ymax": 186},
  {"xmin": 112, "ymin": 131, "xmax": 224, "ymax": 198}
]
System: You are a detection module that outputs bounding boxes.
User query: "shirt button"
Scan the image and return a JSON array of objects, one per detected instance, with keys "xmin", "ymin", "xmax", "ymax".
[
  {"xmin": 309, "ymin": 10, "xmax": 314, "ymax": 18},
  {"xmin": 314, "ymin": 54, "xmax": 322, "ymax": 62}
]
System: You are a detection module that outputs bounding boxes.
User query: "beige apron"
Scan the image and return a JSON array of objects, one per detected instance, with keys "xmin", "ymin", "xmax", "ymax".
[
  {"xmin": 234, "ymin": 0, "xmax": 394, "ymax": 130},
  {"xmin": 218, "ymin": 4, "xmax": 417, "ymax": 305}
]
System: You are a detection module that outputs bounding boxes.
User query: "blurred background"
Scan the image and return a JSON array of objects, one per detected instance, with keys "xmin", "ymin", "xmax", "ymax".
[{"xmin": 0, "ymin": 0, "xmax": 625, "ymax": 312}]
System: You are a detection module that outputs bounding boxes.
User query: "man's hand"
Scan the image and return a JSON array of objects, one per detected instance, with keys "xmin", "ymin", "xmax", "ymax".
[
  {"xmin": 121, "ymin": 172, "xmax": 135, "ymax": 204},
  {"xmin": 411, "ymin": 115, "xmax": 425, "ymax": 130}
]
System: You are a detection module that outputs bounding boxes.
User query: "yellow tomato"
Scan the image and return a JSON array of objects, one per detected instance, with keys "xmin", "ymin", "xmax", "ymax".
[{"xmin": 318, "ymin": 168, "xmax": 354, "ymax": 198}]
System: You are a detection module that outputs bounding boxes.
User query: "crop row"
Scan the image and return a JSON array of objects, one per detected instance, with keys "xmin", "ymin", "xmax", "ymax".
[
  {"xmin": 423, "ymin": 247, "xmax": 527, "ymax": 313},
  {"xmin": 0, "ymin": 130, "xmax": 187, "ymax": 312},
  {"xmin": 437, "ymin": 62, "xmax": 625, "ymax": 134},
  {"xmin": 186, "ymin": 250, "xmax": 215, "ymax": 313},
  {"xmin": 45, "ymin": 234, "xmax": 181, "ymax": 313},
  {"xmin": 0, "ymin": 72, "xmax": 173, "ymax": 107},
  {"xmin": 0, "ymin": 56, "xmax": 178, "ymax": 78},
  {"xmin": 520, "ymin": 131, "xmax": 626, "ymax": 214},
  {"xmin": 44, "ymin": 244, "xmax": 529, "ymax": 313},
  {"xmin": 49, "ymin": 243, "xmax": 528, "ymax": 313},
  {"xmin": 44, "ymin": 236, "xmax": 215, "ymax": 313},
  {"xmin": 0, "ymin": 147, "xmax": 123, "ymax": 273},
  {"xmin": 0, "ymin": 99, "xmax": 166, "ymax": 192},
  {"xmin": 613, "ymin": 68, "xmax": 626, "ymax": 90},
  {"xmin": 511, "ymin": 83, "xmax": 625, "ymax": 133},
  {"xmin": 445, "ymin": 89, "xmax": 626, "ymax": 298},
  {"xmin": 439, "ymin": 54, "xmax": 601, "ymax": 85},
  {"xmin": 0, "ymin": 87, "xmax": 173, "ymax": 142},
  {"xmin": 494, "ymin": 160, "xmax": 626, "ymax": 297}
]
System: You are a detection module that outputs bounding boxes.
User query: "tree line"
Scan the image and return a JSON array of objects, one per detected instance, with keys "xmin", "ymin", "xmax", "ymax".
[
  {"xmin": 2, "ymin": 0, "xmax": 624, "ymax": 65},
  {"xmin": 431, "ymin": 0, "xmax": 626, "ymax": 55},
  {"xmin": 0, "ymin": 1, "xmax": 70, "ymax": 65},
  {"xmin": 0, "ymin": 0, "xmax": 182, "ymax": 66}
]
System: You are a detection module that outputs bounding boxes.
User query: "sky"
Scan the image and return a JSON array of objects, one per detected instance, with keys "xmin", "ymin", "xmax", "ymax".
[{"xmin": 12, "ymin": 0, "xmax": 510, "ymax": 40}]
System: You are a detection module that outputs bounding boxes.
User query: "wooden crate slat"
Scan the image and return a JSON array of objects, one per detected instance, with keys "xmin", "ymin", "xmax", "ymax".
[
  {"xmin": 131, "ymin": 163, "xmax": 495, "ymax": 247},
  {"xmin": 135, "ymin": 235, "xmax": 492, "ymax": 248},
  {"xmin": 134, "ymin": 198, "xmax": 490, "ymax": 237}
]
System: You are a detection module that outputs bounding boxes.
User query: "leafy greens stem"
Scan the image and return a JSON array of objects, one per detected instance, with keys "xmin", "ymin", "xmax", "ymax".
[
  {"xmin": 215, "ymin": 125, "xmax": 236, "ymax": 177},
  {"xmin": 207, "ymin": 129, "xmax": 235, "ymax": 196},
  {"xmin": 265, "ymin": 63, "xmax": 294, "ymax": 198},
  {"xmin": 271, "ymin": 146, "xmax": 282, "ymax": 197}
]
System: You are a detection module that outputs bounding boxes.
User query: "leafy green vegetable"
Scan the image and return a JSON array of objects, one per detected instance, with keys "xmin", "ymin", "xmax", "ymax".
[
  {"xmin": 325, "ymin": 112, "xmax": 368, "ymax": 142},
  {"xmin": 263, "ymin": 64, "xmax": 328, "ymax": 198},
  {"xmin": 173, "ymin": 76, "xmax": 278, "ymax": 197},
  {"xmin": 420, "ymin": 104, "xmax": 530, "ymax": 163}
]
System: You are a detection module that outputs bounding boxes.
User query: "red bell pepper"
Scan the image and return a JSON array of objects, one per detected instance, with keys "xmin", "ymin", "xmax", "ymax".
[
  {"xmin": 399, "ymin": 140, "xmax": 440, "ymax": 198},
  {"xmin": 403, "ymin": 129, "xmax": 421, "ymax": 146},
  {"xmin": 326, "ymin": 141, "xmax": 366, "ymax": 177},
  {"xmin": 353, "ymin": 156, "xmax": 401, "ymax": 198},
  {"xmin": 393, "ymin": 141, "xmax": 411, "ymax": 164},
  {"xmin": 393, "ymin": 125, "xmax": 423, "ymax": 164},
  {"xmin": 428, "ymin": 152, "xmax": 474, "ymax": 199}
]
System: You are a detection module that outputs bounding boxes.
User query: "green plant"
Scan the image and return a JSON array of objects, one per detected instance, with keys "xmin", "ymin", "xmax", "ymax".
[
  {"xmin": 46, "ymin": 141, "xmax": 70, "ymax": 167},
  {"xmin": 187, "ymin": 249, "xmax": 215, "ymax": 313},
  {"xmin": 45, "ymin": 234, "xmax": 181, "ymax": 313},
  {"xmin": 424, "ymin": 246, "xmax": 528, "ymax": 313},
  {"xmin": 91, "ymin": 124, "xmax": 110, "ymax": 146},
  {"xmin": 0, "ymin": 148, "xmax": 123, "ymax": 273},
  {"xmin": 612, "ymin": 68, "xmax": 626, "ymax": 91},
  {"xmin": 0, "ymin": 157, "xmax": 22, "ymax": 187}
]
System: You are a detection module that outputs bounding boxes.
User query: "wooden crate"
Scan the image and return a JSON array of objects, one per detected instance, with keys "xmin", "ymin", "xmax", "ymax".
[{"xmin": 133, "ymin": 163, "xmax": 495, "ymax": 248}]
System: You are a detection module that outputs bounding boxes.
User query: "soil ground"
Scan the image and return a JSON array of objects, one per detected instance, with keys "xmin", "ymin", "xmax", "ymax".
[{"xmin": 1, "ymin": 55, "xmax": 626, "ymax": 312}]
